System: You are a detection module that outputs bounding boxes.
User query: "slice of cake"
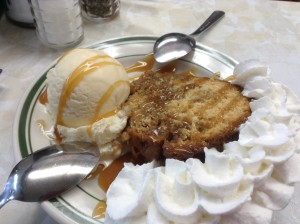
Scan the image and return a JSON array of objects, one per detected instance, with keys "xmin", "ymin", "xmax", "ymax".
[
  {"xmin": 122, "ymin": 71, "xmax": 251, "ymax": 162},
  {"xmin": 106, "ymin": 60, "xmax": 300, "ymax": 224}
]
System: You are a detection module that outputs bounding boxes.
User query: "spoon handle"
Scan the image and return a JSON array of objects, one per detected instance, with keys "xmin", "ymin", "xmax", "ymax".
[
  {"xmin": 190, "ymin": 10, "xmax": 225, "ymax": 36},
  {"xmin": 0, "ymin": 187, "xmax": 12, "ymax": 209}
]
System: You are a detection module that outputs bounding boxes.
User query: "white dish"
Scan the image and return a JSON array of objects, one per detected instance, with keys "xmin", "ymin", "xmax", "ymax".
[{"xmin": 13, "ymin": 35, "xmax": 269, "ymax": 224}]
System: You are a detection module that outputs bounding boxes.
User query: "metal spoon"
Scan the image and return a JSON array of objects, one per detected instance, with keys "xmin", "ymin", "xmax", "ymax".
[
  {"xmin": 153, "ymin": 10, "xmax": 225, "ymax": 63},
  {"xmin": 0, "ymin": 141, "xmax": 99, "ymax": 209}
]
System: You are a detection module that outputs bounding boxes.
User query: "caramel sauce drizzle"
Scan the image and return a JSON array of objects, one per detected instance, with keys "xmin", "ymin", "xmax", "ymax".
[
  {"xmin": 125, "ymin": 53, "xmax": 198, "ymax": 80},
  {"xmin": 224, "ymin": 75, "xmax": 236, "ymax": 81},
  {"xmin": 39, "ymin": 87, "xmax": 48, "ymax": 105},
  {"xmin": 86, "ymin": 164, "xmax": 105, "ymax": 180},
  {"xmin": 54, "ymin": 126, "xmax": 63, "ymax": 143},
  {"xmin": 90, "ymin": 152, "xmax": 139, "ymax": 217},
  {"xmin": 98, "ymin": 152, "xmax": 134, "ymax": 192},
  {"xmin": 129, "ymin": 74, "xmax": 142, "ymax": 82},
  {"xmin": 86, "ymin": 80, "xmax": 130, "ymax": 141},
  {"xmin": 178, "ymin": 67, "xmax": 197, "ymax": 77},
  {"xmin": 156, "ymin": 61, "xmax": 177, "ymax": 73},
  {"xmin": 36, "ymin": 119, "xmax": 47, "ymax": 135},
  {"xmin": 92, "ymin": 200, "xmax": 107, "ymax": 219},
  {"xmin": 125, "ymin": 53, "xmax": 155, "ymax": 73},
  {"xmin": 86, "ymin": 109, "xmax": 120, "ymax": 140},
  {"xmin": 211, "ymin": 71, "xmax": 221, "ymax": 79},
  {"xmin": 94, "ymin": 80, "xmax": 129, "ymax": 123},
  {"xmin": 52, "ymin": 54, "xmax": 131, "ymax": 143},
  {"xmin": 56, "ymin": 55, "xmax": 121, "ymax": 126}
]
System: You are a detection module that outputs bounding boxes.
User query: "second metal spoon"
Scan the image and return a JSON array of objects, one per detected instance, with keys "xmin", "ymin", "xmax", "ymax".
[
  {"xmin": 153, "ymin": 10, "xmax": 225, "ymax": 63},
  {"xmin": 0, "ymin": 141, "xmax": 99, "ymax": 209}
]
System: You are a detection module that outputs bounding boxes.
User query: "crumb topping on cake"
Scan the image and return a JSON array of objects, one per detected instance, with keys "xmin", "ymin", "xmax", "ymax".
[{"xmin": 122, "ymin": 71, "xmax": 251, "ymax": 162}]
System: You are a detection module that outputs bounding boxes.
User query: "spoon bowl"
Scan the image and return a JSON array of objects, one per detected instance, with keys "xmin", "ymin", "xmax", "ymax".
[
  {"xmin": 153, "ymin": 33, "xmax": 196, "ymax": 63},
  {"xmin": 153, "ymin": 10, "xmax": 225, "ymax": 63},
  {"xmin": 0, "ymin": 142, "xmax": 99, "ymax": 208}
]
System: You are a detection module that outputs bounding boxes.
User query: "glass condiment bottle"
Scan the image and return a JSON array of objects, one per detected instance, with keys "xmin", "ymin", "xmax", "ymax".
[
  {"xmin": 4, "ymin": 0, "xmax": 34, "ymax": 28},
  {"xmin": 29, "ymin": 0, "xmax": 84, "ymax": 49},
  {"xmin": 80, "ymin": 0, "xmax": 120, "ymax": 22}
]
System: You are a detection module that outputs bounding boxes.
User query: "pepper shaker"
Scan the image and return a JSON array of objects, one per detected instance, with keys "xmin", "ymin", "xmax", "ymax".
[
  {"xmin": 80, "ymin": 0, "xmax": 120, "ymax": 22},
  {"xmin": 29, "ymin": 0, "xmax": 84, "ymax": 49}
]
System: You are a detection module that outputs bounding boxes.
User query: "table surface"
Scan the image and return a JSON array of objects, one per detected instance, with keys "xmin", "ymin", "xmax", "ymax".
[{"xmin": 1, "ymin": 0, "xmax": 300, "ymax": 223}]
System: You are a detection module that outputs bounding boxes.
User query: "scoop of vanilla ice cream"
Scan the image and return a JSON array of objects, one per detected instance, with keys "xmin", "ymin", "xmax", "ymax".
[
  {"xmin": 46, "ymin": 48, "xmax": 130, "ymax": 158},
  {"xmin": 47, "ymin": 48, "xmax": 130, "ymax": 128}
]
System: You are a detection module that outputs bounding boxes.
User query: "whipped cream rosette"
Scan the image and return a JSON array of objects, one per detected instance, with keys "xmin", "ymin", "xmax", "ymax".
[
  {"xmin": 154, "ymin": 159, "xmax": 200, "ymax": 223},
  {"xmin": 249, "ymin": 83, "xmax": 298, "ymax": 124},
  {"xmin": 242, "ymin": 76, "xmax": 272, "ymax": 99},
  {"xmin": 228, "ymin": 60, "xmax": 300, "ymax": 216},
  {"xmin": 106, "ymin": 161, "xmax": 156, "ymax": 222},
  {"xmin": 105, "ymin": 60, "xmax": 300, "ymax": 224},
  {"xmin": 186, "ymin": 149, "xmax": 253, "ymax": 215},
  {"xmin": 224, "ymin": 142, "xmax": 273, "ymax": 186}
]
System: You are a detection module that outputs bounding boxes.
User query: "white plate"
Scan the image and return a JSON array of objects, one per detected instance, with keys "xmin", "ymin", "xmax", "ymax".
[{"xmin": 13, "ymin": 36, "xmax": 238, "ymax": 224}]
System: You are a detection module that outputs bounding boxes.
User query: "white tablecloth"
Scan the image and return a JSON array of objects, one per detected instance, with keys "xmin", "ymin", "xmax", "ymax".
[{"xmin": 1, "ymin": 0, "xmax": 300, "ymax": 223}]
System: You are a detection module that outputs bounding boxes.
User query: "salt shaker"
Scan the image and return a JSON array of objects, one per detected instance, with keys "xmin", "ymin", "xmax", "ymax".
[
  {"xmin": 29, "ymin": 0, "xmax": 84, "ymax": 49},
  {"xmin": 4, "ymin": 0, "xmax": 34, "ymax": 28},
  {"xmin": 80, "ymin": 0, "xmax": 120, "ymax": 22}
]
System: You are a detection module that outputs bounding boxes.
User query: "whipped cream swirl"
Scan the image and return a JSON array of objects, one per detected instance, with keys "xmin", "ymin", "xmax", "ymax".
[
  {"xmin": 106, "ymin": 149, "xmax": 252, "ymax": 224},
  {"xmin": 105, "ymin": 60, "xmax": 300, "ymax": 224}
]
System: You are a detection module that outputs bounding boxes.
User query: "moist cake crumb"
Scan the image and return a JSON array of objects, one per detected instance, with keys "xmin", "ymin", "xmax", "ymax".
[{"xmin": 122, "ymin": 71, "xmax": 251, "ymax": 162}]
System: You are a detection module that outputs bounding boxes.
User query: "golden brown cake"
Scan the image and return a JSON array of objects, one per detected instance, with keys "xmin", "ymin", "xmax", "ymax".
[{"xmin": 122, "ymin": 71, "xmax": 251, "ymax": 162}]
